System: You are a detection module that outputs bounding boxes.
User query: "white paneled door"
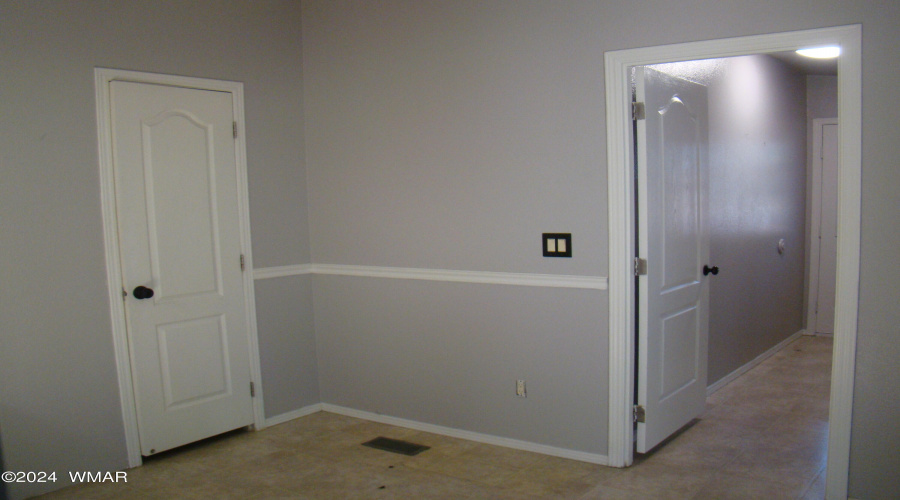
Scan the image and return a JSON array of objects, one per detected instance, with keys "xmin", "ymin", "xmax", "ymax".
[
  {"xmin": 635, "ymin": 67, "xmax": 710, "ymax": 453},
  {"xmin": 110, "ymin": 81, "xmax": 254, "ymax": 456}
]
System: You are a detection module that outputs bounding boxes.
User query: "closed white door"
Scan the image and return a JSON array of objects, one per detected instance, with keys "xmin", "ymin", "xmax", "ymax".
[
  {"xmin": 814, "ymin": 123, "xmax": 838, "ymax": 334},
  {"xmin": 110, "ymin": 81, "xmax": 254, "ymax": 456},
  {"xmin": 635, "ymin": 67, "xmax": 710, "ymax": 453}
]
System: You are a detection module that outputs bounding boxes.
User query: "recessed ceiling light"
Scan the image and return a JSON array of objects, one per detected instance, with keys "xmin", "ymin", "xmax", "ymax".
[{"xmin": 796, "ymin": 46, "xmax": 841, "ymax": 59}]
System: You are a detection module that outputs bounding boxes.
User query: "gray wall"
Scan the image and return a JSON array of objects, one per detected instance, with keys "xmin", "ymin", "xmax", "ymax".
[
  {"xmin": 807, "ymin": 75, "xmax": 839, "ymax": 122},
  {"xmin": 255, "ymin": 275, "xmax": 320, "ymax": 418},
  {"xmin": 303, "ymin": 0, "xmax": 610, "ymax": 457},
  {"xmin": 0, "ymin": 1, "xmax": 314, "ymax": 498},
  {"xmin": 706, "ymin": 55, "xmax": 807, "ymax": 385},
  {"xmin": 314, "ymin": 276, "xmax": 608, "ymax": 454},
  {"xmin": 302, "ymin": 1, "xmax": 607, "ymax": 275},
  {"xmin": 709, "ymin": 55, "xmax": 808, "ymax": 385}
]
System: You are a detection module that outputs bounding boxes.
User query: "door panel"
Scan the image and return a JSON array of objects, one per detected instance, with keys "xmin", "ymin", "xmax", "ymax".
[
  {"xmin": 636, "ymin": 67, "xmax": 710, "ymax": 453},
  {"xmin": 661, "ymin": 306, "xmax": 700, "ymax": 401},
  {"xmin": 157, "ymin": 315, "xmax": 230, "ymax": 409},
  {"xmin": 111, "ymin": 81, "xmax": 253, "ymax": 456},
  {"xmin": 143, "ymin": 110, "xmax": 222, "ymax": 299},
  {"xmin": 660, "ymin": 97, "xmax": 702, "ymax": 291}
]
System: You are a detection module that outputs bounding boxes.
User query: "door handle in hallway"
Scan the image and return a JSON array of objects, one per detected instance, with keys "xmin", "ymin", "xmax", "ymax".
[{"xmin": 703, "ymin": 265, "xmax": 719, "ymax": 276}]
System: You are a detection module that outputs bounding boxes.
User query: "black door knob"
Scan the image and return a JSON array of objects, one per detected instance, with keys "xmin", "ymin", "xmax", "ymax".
[
  {"xmin": 133, "ymin": 285, "xmax": 154, "ymax": 299},
  {"xmin": 703, "ymin": 265, "xmax": 719, "ymax": 276}
]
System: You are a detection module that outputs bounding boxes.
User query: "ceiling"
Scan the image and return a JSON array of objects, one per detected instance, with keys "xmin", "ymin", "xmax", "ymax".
[{"xmin": 769, "ymin": 50, "xmax": 838, "ymax": 75}]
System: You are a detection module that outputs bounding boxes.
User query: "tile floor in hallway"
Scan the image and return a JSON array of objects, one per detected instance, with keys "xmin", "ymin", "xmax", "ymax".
[{"xmin": 38, "ymin": 335, "xmax": 831, "ymax": 499}]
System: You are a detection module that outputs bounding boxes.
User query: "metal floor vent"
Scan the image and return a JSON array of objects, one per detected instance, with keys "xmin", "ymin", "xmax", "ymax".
[{"xmin": 362, "ymin": 436, "xmax": 430, "ymax": 456}]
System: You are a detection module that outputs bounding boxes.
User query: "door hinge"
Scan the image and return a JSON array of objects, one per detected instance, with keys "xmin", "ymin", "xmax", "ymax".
[
  {"xmin": 633, "ymin": 404, "xmax": 646, "ymax": 423},
  {"xmin": 632, "ymin": 102, "xmax": 646, "ymax": 121},
  {"xmin": 233, "ymin": 121, "xmax": 238, "ymax": 139},
  {"xmin": 634, "ymin": 257, "xmax": 648, "ymax": 276},
  {"xmin": 240, "ymin": 254, "xmax": 245, "ymax": 271},
  {"xmin": 122, "ymin": 287, "xmax": 127, "ymax": 300},
  {"xmin": 250, "ymin": 381, "xmax": 255, "ymax": 397}
]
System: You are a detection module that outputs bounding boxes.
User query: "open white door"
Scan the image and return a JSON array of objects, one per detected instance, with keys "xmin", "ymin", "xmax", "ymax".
[
  {"xmin": 110, "ymin": 80, "xmax": 255, "ymax": 456},
  {"xmin": 635, "ymin": 67, "xmax": 710, "ymax": 453}
]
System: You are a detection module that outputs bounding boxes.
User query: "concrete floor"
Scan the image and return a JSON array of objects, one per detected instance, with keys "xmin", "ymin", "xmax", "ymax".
[{"xmin": 37, "ymin": 335, "xmax": 831, "ymax": 499}]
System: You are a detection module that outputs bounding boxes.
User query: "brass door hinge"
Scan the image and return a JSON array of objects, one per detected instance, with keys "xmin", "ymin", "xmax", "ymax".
[
  {"xmin": 633, "ymin": 405, "xmax": 646, "ymax": 423},
  {"xmin": 632, "ymin": 102, "xmax": 646, "ymax": 121},
  {"xmin": 634, "ymin": 257, "xmax": 648, "ymax": 276}
]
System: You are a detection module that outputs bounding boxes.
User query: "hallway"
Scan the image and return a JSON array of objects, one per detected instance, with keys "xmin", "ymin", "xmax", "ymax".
[{"xmin": 39, "ymin": 336, "xmax": 831, "ymax": 499}]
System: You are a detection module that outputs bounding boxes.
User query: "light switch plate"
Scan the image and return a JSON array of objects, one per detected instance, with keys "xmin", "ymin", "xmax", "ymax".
[{"xmin": 542, "ymin": 233, "xmax": 572, "ymax": 257}]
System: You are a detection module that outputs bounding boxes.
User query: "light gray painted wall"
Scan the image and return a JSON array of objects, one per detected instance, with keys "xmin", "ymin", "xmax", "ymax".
[
  {"xmin": 254, "ymin": 275, "xmax": 320, "ymax": 418},
  {"xmin": 694, "ymin": 55, "xmax": 808, "ymax": 385},
  {"xmin": 807, "ymin": 75, "xmax": 839, "ymax": 121},
  {"xmin": 302, "ymin": 1, "xmax": 607, "ymax": 275},
  {"xmin": 303, "ymin": 2, "xmax": 900, "ymax": 498},
  {"xmin": 0, "ymin": 2, "xmax": 312, "ymax": 498},
  {"xmin": 303, "ymin": 0, "xmax": 610, "ymax": 458},
  {"xmin": 313, "ymin": 275, "xmax": 608, "ymax": 454}
]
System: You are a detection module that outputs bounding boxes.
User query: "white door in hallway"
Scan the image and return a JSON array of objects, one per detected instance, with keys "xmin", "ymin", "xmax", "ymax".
[
  {"xmin": 635, "ymin": 67, "xmax": 710, "ymax": 453},
  {"xmin": 110, "ymin": 81, "xmax": 254, "ymax": 455},
  {"xmin": 814, "ymin": 122, "xmax": 838, "ymax": 335}
]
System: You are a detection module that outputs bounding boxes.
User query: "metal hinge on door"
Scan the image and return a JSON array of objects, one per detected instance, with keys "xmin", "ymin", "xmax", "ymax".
[
  {"xmin": 240, "ymin": 254, "xmax": 245, "ymax": 271},
  {"xmin": 634, "ymin": 257, "xmax": 648, "ymax": 276},
  {"xmin": 250, "ymin": 381, "xmax": 255, "ymax": 398},
  {"xmin": 233, "ymin": 121, "xmax": 238, "ymax": 138},
  {"xmin": 633, "ymin": 405, "xmax": 646, "ymax": 423},
  {"xmin": 632, "ymin": 102, "xmax": 645, "ymax": 121}
]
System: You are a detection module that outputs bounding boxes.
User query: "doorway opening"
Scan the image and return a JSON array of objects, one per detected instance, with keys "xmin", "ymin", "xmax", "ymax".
[{"xmin": 605, "ymin": 25, "xmax": 861, "ymax": 499}]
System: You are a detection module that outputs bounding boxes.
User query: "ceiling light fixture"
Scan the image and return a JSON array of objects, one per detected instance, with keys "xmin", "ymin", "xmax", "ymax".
[{"xmin": 796, "ymin": 46, "xmax": 841, "ymax": 59}]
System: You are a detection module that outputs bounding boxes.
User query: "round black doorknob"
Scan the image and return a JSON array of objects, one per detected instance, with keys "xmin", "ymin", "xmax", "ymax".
[
  {"xmin": 133, "ymin": 285, "xmax": 154, "ymax": 299},
  {"xmin": 703, "ymin": 265, "xmax": 719, "ymax": 276}
]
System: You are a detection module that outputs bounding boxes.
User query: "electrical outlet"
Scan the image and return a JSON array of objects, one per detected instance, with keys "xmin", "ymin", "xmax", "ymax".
[{"xmin": 516, "ymin": 380, "xmax": 527, "ymax": 398}]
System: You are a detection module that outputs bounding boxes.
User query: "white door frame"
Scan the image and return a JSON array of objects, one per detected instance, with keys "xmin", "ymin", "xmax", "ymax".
[
  {"xmin": 807, "ymin": 117, "xmax": 840, "ymax": 334},
  {"xmin": 604, "ymin": 25, "xmax": 861, "ymax": 499},
  {"xmin": 94, "ymin": 68, "xmax": 266, "ymax": 467}
]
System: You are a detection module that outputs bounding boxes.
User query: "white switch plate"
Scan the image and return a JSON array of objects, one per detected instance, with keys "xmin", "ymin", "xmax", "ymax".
[{"xmin": 516, "ymin": 380, "xmax": 527, "ymax": 397}]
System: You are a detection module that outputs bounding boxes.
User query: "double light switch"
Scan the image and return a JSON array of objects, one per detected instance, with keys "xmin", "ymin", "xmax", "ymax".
[{"xmin": 543, "ymin": 233, "xmax": 572, "ymax": 257}]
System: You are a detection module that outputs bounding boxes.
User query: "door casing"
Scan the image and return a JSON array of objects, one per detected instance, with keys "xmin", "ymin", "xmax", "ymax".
[
  {"xmin": 604, "ymin": 25, "xmax": 861, "ymax": 500},
  {"xmin": 95, "ymin": 68, "xmax": 266, "ymax": 467}
]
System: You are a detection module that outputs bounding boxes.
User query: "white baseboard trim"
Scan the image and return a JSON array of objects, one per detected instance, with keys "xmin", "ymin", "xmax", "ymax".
[
  {"xmin": 264, "ymin": 403, "xmax": 323, "ymax": 428},
  {"xmin": 707, "ymin": 329, "xmax": 806, "ymax": 397},
  {"xmin": 321, "ymin": 403, "xmax": 609, "ymax": 465},
  {"xmin": 253, "ymin": 263, "xmax": 607, "ymax": 290}
]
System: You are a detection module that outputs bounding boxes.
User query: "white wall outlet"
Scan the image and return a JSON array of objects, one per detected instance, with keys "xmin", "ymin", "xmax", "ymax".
[{"xmin": 516, "ymin": 379, "xmax": 527, "ymax": 397}]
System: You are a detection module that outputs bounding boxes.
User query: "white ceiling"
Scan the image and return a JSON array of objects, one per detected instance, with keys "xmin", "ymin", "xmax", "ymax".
[{"xmin": 769, "ymin": 50, "xmax": 838, "ymax": 75}]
